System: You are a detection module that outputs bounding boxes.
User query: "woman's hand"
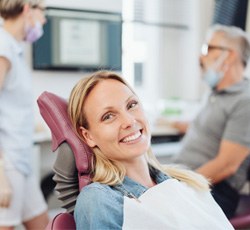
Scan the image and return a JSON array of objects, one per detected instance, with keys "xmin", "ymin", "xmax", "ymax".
[{"xmin": 0, "ymin": 166, "xmax": 12, "ymax": 208}]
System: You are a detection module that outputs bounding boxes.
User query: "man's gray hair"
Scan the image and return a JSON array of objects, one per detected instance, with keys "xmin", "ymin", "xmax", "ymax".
[{"xmin": 206, "ymin": 24, "xmax": 250, "ymax": 67}]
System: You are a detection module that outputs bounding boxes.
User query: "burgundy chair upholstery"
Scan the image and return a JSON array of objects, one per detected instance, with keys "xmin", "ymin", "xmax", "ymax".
[
  {"xmin": 37, "ymin": 91, "xmax": 93, "ymax": 230},
  {"xmin": 229, "ymin": 165, "xmax": 250, "ymax": 229},
  {"xmin": 37, "ymin": 91, "xmax": 93, "ymax": 189},
  {"xmin": 45, "ymin": 213, "xmax": 76, "ymax": 230},
  {"xmin": 230, "ymin": 194, "xmax": 250, "ymax": 229}
]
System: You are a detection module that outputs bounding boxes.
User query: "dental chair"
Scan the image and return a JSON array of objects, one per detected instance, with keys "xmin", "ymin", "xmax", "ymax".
[
  {"xmin": 37, "ymin": 91, "xmax": 93, "ymax": 230},
  {"xmin": 37, "ymin": 91, "xmax": 250, "ymax": 230}
]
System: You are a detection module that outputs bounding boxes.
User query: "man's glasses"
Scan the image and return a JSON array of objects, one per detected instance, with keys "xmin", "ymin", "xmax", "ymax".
[{"xmin": 201, "ymin": 44, "xmax": 232, "ymax": 56}]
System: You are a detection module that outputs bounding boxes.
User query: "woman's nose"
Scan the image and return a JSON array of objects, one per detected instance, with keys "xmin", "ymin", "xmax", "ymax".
[{"xmin": 120, "ymin": 113, "xmax": 136, "ymax": 129}]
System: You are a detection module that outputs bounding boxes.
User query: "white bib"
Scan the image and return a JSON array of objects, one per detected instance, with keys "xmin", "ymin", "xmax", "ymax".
[{"xmin": 122, "ymin": 179, "xmax": 234, "ymax": 230}]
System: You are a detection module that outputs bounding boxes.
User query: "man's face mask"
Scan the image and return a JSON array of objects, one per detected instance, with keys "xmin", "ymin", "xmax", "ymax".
[{"xmin": 203, "ymin": 52, "xmax": 228, "ymax": 88}]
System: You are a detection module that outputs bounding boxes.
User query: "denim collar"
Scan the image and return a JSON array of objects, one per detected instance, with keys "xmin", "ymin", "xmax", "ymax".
[{"xmin": 114, "ymin": 166, "xmax": 170, "ymax": 198}]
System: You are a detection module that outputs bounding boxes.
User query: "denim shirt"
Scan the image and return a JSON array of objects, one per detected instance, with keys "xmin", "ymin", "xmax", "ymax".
[{"xmin": 74, "ymin": 167, "xmax": 170, "ymax": 230}]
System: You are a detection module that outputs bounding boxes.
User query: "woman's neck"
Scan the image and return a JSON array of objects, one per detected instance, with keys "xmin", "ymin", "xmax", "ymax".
[{"xmin": 124, "ymin": 156, "xmax": 156, "ymax": 188}]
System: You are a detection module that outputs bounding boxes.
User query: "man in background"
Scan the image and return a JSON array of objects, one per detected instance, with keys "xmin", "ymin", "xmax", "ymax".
[{"xmin": 171, "ymin": 24, "xmax": 250, "ymax": 219}]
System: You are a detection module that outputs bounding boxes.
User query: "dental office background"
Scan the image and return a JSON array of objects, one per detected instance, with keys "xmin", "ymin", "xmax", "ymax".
[{"xmin": 1, "ymin": 0, "xmax": 250, "ymax": 213}]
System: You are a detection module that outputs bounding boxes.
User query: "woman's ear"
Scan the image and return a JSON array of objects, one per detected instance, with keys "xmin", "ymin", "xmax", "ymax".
[{"xmin": 80, "ymin": 127, "xmax": 96, "ymax": 147}]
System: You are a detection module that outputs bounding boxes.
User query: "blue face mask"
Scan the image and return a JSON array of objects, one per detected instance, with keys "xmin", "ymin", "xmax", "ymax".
[
  {"xmin": 202, "ymin": 52, "xmax": 228, "ymax": 88},
  {"xmin": 203, "ymin": 68, "xmax": 223, "ymax": 88}
]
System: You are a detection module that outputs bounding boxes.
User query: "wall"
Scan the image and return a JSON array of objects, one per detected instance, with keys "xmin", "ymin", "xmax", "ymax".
[{"xmin": 122, "ymin": 0, "xmax": 214, "ymax": 122}]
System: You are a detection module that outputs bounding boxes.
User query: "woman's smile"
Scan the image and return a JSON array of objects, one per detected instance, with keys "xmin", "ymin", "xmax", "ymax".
[{"xmin": 120, "ymin": 129, "xmax": 143, "ymax": 143}]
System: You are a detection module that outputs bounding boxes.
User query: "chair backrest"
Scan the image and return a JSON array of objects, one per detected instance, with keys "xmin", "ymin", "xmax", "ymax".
[
  {"xmin": 37, "ymin": 91, "xmax": 94, "ymax": 229},
  {"xmin": 37, "ymin": 91, "xmax": 93, "ymax": 190}
]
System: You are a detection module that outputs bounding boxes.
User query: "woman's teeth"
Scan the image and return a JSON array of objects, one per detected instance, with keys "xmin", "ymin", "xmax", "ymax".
[{"xmin": 121, "ymin": 131, "xmax": 141, "ymax": 143}]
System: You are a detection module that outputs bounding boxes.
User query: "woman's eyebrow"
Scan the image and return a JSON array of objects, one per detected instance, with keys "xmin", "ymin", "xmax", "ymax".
[
  {"xmin": 125, "ymin": 94, "xmax": 136, "ymax": 103},
  {"xmin": 101, "ymin": 94, "xmax": 136, "ymax": 111}
]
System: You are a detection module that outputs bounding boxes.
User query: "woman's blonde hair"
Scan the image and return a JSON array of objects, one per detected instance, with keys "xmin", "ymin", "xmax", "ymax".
[
  {"xmin": 68, "ymin": 70, "xmax": 210, "ymax": 191},
  {"xmin": 0, "ymin": 0, "xmax": 44, "ymax": 19}
]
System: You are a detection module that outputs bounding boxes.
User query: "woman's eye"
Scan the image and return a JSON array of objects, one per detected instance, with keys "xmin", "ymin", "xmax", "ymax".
[
  {"xmin": 102, "ymin": 113, "xmax": 113, "ymax": 121},
  {"xmin": 128, "ymin": 101, "xmax": 138, "ymax": 109}
]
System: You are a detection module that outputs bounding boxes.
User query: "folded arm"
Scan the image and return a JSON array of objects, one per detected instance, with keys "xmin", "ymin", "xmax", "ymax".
[{"xmin": 196, "ymin": 140, "xmax": 250, "ymax": 184}]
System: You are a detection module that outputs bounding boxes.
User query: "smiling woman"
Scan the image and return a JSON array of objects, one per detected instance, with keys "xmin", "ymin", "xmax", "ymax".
[{"xmin": 68, "ymin": 70, "xmax": 234, "ymax": 229}]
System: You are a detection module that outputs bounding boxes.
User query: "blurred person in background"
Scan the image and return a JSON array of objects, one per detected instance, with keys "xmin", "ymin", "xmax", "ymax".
[
  {"xmin": 0, "ymin": 0, "xmax": 49, "ymax": 229},
  {"xmin": 170, "ymin": 24, "xmax": 250, "ymax": 219}
]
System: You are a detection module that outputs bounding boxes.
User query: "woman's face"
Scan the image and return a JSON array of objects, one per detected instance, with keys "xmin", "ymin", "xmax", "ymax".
[{"xmin": 81, "ymin": 79, "xmax": 151, "ymax": 163}]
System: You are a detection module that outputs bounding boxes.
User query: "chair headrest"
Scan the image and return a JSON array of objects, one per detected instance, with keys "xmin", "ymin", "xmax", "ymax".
[{"xmin": 37, "ymin": 91, "xmax": 93, "ymax": 178}]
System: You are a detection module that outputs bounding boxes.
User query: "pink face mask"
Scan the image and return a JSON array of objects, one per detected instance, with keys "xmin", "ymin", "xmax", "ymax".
[{"xmin": 25, "ymin": 21, "xmax": 44, "ymax": 43}]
